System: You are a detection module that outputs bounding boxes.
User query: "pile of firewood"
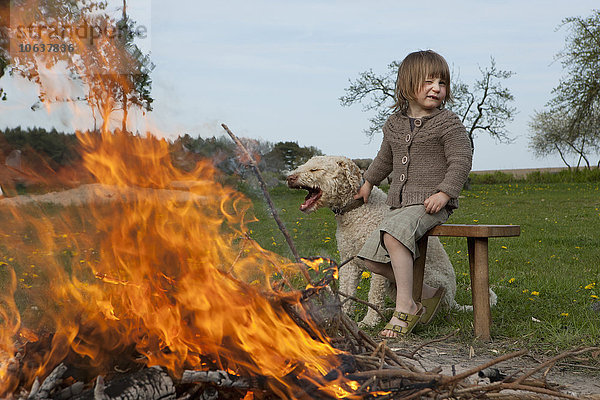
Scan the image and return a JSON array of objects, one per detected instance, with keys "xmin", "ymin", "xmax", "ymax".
[{"xmin": 9, "ymin": 294, "xmax": 598, "ymax": 400}]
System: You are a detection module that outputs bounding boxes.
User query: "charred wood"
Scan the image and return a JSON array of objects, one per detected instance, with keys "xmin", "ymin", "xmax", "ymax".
[
  {"xmin": 67, "ymin": 367, "xmax": 175, "ymax": 400},
  {"xmin": 180, "ymin": 370, "xmax": 258, "ymax": 390},
  {"xmin": 29, "ymin": 363, "xmax": 68, "ymax": 400}
]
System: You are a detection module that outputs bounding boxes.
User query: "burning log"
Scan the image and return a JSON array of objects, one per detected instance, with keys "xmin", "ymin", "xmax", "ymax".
[
  {"xmin": 181, "ymin": 370, "xmax": 259, "ymax": 390},
  {"xmin": 20, "ymin": 366, "xmax": 175, "ymax": 400}
]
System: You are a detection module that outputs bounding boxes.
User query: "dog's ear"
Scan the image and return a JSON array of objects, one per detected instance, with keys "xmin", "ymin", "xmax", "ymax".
[{"xmin": 337, "ymin": 158, "xmax": 362, "ymax": 190}]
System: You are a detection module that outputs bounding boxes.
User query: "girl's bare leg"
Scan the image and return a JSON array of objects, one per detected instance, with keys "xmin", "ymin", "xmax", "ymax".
[
  {"xmin": 363, "ymin": 258, "xmax": 437, "ymax": 299},
  {"xmin": 378, "ymin": 233, "xmax": 421, "ymax": 337},
  {"xmin": 361, "ymin": 259, "xmax": 395, "ymax": 282}
]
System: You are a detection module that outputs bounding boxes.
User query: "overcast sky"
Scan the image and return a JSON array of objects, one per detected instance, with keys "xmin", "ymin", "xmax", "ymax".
[{"xmin": 1, "ymin": 1, "xmax": 599, "ymax": 171}]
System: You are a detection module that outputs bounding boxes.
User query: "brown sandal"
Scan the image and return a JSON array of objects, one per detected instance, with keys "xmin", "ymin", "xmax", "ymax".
[
  {"xmin": 379, "ymin": 303, "xmax": 423, "ymax": 338},
  {"xmin": 420, "ymin": 287, "xmax": 446, "ymax": 325}
]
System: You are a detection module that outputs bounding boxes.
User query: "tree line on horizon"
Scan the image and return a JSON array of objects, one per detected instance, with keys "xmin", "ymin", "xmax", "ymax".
[{"xmin": 0, "ymin": 126, "xmax": 323, "ymax": 186}]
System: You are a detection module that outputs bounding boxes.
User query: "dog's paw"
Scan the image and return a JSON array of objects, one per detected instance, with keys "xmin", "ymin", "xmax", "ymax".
[{"xmin": 358, "ymin": 312, "xmax": 383, "ymax": 328}]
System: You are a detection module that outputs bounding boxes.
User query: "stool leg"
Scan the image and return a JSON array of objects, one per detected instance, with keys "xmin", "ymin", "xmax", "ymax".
[
  {"xmin": 412, "ymin": 235, "xmax": 429, "ymax": 302},
  {"xmin": 468, "ymin": 237, "xmax": 491, "ymax": 340}
]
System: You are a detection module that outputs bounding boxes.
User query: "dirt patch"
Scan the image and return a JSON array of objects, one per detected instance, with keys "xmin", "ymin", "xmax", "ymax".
[
  {"xmin": 0, "ymin": 183, "xmax": 207, "ymax": 207},
  {"xmin": 471, "ymin": 167, "xmax": 568, "ymax": 178},
  {"xmin": 389, "ymin": 338, "xmax": 600, "ymax": 398}
]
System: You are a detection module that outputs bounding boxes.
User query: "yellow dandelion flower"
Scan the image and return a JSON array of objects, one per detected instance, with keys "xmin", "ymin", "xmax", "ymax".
[
  {"xmin": 501, "ymin": 246, "xmax": 508, "ymax": 249},
  {"xmin": 361, "ymin": 271, "xmax": 371, "ymax": 279},
  {"xmin": 528, "ymin": 297, "xmax": 535, "ymax": 301},
  {"xmin": 357, "ymin": 286, "xmax": 361, "ymax": 290},
  {"xmin": 473, "ymin": 219, "xmax": 479, "ymax": 223},
  {"xmin": 584, "ymin": 283, "xmax": 596, "ymax": 290},
  {"xmin": 456, "ymin": 250, "xmax": 461, "ymax": 254},
  {"xmin": 508, "ymin": 278, "xmax": 515, "ymax": 284},
  {"xmin": 561, "ymin": 313, "xmax": 569, "ymax": 317},
  {"xmin": 591, "ymin": 295, "xmax": 599, "ymax": 299},
  {"xmin": 522, "ymin": 289, "xmax": 529, "ymax": 294},
  {"xmin": 531, "ymin": 291, "xmax": 540, "ymax": 296}
]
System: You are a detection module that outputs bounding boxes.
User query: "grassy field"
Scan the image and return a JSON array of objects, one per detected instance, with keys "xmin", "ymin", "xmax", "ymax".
[
  {"xmin": 244, "ymin": 181, "xmax": 600, "ymax": 351},
  {"xmin": 1, "ymin": 181, "xmax": 598, "ymax": 356}
]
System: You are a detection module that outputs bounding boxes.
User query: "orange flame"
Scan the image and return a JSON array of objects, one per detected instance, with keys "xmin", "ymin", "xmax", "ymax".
[
  {"xmin": 0, "ymin": 131, "xmax": 363, "ymax": 397},
  {"xmin": 0, "ymin": 2, "xmax": 363, "ymax": 398}
]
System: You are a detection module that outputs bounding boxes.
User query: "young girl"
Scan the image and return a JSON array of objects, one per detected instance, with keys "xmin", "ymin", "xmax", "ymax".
[{"xmin": 354, "ymin": 50, "xmax": 472, "ymax": 338}]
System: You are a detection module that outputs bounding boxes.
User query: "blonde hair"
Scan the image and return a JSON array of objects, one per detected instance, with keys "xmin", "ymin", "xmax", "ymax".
[{"xmin": 392, "ymin": 50, "xmax": 452, "ymax": 113}]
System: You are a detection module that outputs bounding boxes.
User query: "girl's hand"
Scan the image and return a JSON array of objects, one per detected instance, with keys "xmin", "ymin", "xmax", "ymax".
[
  {"xmin": 354, "ymin": 181, "xmax": 374, "ymax": 203},
  {"xmin": 424, "ymin": 192, "xmax": 450, "ymax": 214}
]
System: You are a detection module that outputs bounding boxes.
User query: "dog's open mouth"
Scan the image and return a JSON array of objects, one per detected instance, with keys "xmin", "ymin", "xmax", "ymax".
[{"xmin": 299, "ymin": 186, "xmax": 322, "ymax": 212}]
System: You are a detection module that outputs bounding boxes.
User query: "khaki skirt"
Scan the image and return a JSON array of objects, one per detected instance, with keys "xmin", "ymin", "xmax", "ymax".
[{"xmin": 357, "ymin": 204, "xmax": 450, "ymax": 262}]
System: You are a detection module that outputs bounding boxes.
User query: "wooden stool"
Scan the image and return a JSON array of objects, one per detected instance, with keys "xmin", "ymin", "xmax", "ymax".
[{"xmin": 412, "ymin": 224, "xmax": 521, "ymax": 340}]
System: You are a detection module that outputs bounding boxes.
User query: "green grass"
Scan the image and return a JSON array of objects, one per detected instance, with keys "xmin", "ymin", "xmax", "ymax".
[
  {"xmin": 469, "ymin": 168, "xmax": 600, "ymax": 184},
  {"xmin": 1, "ymin": 181, "xmax": 598, "ymax": 356},
  {"xmin": 244, "ymin": 182, "xmax": 600, "ymax": 351}
]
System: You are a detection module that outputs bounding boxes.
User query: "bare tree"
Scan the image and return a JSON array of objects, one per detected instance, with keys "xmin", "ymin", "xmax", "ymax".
[
  {"xmin": 450, "ymin": 58, "xmax": 516, "ymax": 150},
  {"xmin": 340, "ymin": 57, "xmax": 516, "ymax": 152}
]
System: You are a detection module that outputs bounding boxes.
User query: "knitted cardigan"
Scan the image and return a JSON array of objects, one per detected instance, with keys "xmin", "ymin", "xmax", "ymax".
[{"xmin": 363, "ymin": 108, "xmax": 472, "ymax": 209}]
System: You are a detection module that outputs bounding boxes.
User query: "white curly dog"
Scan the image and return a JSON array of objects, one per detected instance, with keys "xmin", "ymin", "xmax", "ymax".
[{"xmin": 287, "ymin": 155, "xmax": 495, "ymax": 327}]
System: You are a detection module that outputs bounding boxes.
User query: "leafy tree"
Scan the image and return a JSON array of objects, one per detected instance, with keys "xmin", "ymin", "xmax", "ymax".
[
  {"xmin": 4, "ymin": 0, "xmax": 153, "ymax": 131},
  {"xmin": 529, "ymin": 10, "xmax": 600, "ymax": 168},
  {"xmin": 340, "ymin": 57, "xmax": 516, "ymax": 152},
  {"xmin": 530, "ymin": 107, "xmax": 599, "ymax": 169}
]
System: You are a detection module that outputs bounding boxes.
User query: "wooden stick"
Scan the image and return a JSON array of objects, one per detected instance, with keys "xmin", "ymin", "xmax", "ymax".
[
  {"xmin": 441, "ymin": 349, "xmax": 528, "ymax": 384},
  {"xmin": 401, "ymin": 387, "xmax": 434, "ymax": 400},
  {"xmin": 350, "ymin": 368, "xmax": 442, "ymax": 382},
  {"xmin": 409, "ymin": 329, "xmax": 460, "ymax": 358},
  {"xmin": 242, "ymin": 233, "xmax": 295, "ymax": 291},
  {"xmin": 337, "ymin": 291, "xmax": 386, "ymax": 321},
  {"xmin": 445, "ymin": 381, "xmax": 581, "ymax": 400},
  {"xmin": 512, "ymin": 346, "xmax": 599, "ymax": 386},
  {"xmin": 221, "ymin": 124, "xmax": 309, "ymax": 283}
]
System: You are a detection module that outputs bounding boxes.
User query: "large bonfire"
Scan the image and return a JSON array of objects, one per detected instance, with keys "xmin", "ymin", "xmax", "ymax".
[{"xmin": 0, "ymin": 1, "xmax": 362, "ymax": 399}]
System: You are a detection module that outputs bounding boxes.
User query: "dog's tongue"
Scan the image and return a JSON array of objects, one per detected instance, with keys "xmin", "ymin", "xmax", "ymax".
[
  {"xmin": 300, "ymin": 191, "xmax": 321, "ymax": 211},
  {"xmin": 300, "ymin": 197, "xmax": 314, "ymax": 211}
]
